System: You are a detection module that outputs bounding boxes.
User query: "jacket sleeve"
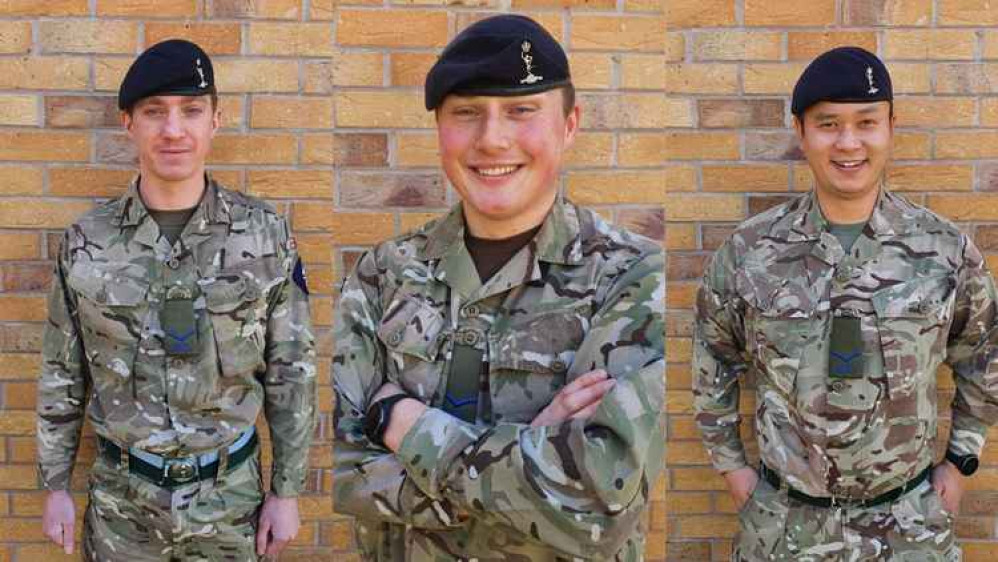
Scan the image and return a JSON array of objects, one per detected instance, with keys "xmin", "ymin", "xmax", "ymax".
[
  {"xmin": 332, "ymin": 250, "xmax": 467, "ymax": 529},
  {"xmin": 692, "ymin": 241, "xmax": 750, "ymax": 474},
  {"xmin": 391, "ymin": 250, "xmax": 665, "ymax": 559},
  {"xmin": 36, "ymin": 232, "xmax": 87, "ymax": 491},
  {"xmin": 263, "ymin": 219, "xmax": 318, "ymax": 497},
  {"xmin": 945, "ymin": 236, "xmax": 998, "ymax": 458}
]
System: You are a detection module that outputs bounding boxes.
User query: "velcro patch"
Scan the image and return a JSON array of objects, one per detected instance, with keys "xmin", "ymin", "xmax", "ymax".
[{"xmin": 293, "ymin": 258, "xmax": 308, "ymax": 295}]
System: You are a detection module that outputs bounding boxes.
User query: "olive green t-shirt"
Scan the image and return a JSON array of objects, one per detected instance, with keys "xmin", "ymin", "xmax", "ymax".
[
  {"xmin": 149, "ymin": 206, "xmax": 198, "ymax": 246},
  {"xmin": 828, "ymin": 221, "xmax": 869, "ymax": 379}
]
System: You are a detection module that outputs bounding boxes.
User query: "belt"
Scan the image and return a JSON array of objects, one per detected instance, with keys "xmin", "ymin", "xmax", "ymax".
[
  {"xmin": 97, "ymin": 427, "xmax": 258, "ymax": 489},
  {"xmin": 759, "ymin": 462, "xmax": 932, "ymax": 508}
]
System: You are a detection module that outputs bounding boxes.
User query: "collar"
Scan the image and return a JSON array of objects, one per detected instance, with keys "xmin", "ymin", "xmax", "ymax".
[
  {"xmin": 113, "ymin": 174, "xmax": 232, "ymax": 228},
  {"xmin": 774, "ymin": 185, "xmax": 911, "ymax": 243}
]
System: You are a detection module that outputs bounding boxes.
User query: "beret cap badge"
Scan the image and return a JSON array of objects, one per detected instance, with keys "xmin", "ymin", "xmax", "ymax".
[
  {"xmin": 866, "ymin": 66, "xmax": 878, "ymax": 95},
  {"xmin": 196, "ymin": 58, "xmax": 208, "ymax": 89},
  {"xmin": 520, "ymin": 40, "xmax": 543, "ymax": 85}
]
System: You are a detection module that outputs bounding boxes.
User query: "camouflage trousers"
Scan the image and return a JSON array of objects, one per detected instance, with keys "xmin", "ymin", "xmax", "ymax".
[
  {"xmin": 733, "ymin": 475, "xmax": 959, "ymax": 562},
  {"xmin": 82, "ymin": 451, "xmax": 264, "ymax": 561}
]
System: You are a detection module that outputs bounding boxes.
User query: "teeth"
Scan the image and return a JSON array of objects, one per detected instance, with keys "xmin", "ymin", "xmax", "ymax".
[
  {"xmin": 476, "ymin": 165, "xmax": 518, "ymax": 177},
  {"xmin": 835, "ymin": 161, "xmax": 864, "ymax": 168}
]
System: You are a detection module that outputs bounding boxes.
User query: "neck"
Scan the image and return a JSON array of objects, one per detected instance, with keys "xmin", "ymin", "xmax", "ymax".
[
  {"xmin": 139, "ymin": 171, "xmax": 206, "ymax": 211},
  {"xmin": 463, "ymin": 193, "xmax": 556, "ymax": 240},
  {"xmin": 815, "ymin": 184, "xmax": 880, "ymax": 225}
]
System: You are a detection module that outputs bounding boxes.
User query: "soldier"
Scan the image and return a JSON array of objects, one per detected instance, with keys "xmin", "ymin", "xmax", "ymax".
[
  {"xmin": 36, "ymin": 39, "xmax": 317, "ymax": 560},
  {"xmin": 332, "ymin": 14, "xmax": 665, "ymax": 561},
  {"xmin": 693, "ymin": 46, "xmax": 998, "ymax": 560}
]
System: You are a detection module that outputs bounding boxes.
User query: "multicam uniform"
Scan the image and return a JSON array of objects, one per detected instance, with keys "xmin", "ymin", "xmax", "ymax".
[
  {"xmin": 694, "ymin": 188, "xmax": 998, "ymax": 561},
  {"xmin": 36, "ymin": 178, "xmax": 316, "ymax": 561},
  {"xmin": 333, "ymin": 200, "xmax": 665, "ymax": 561}
]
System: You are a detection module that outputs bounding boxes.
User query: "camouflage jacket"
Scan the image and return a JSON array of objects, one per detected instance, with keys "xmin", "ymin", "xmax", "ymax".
[
  {"xmin": 694, "ymin": 188, "xmax": 998, "ymax": 499},
  {"xmin": 332, "ymin": 200, "xmax": 665, "ymax": 561},
  {"xmin": 36, "ymin": 177, "xmax": 317, "ymax": 496}
]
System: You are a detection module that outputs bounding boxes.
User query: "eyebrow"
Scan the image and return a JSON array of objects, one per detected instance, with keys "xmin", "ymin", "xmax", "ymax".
[{"xmin": 811, "ymin": 105, "xmax": 884, "ymax": 120}]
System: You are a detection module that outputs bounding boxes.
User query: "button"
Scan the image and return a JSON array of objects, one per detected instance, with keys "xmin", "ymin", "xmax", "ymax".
[
  {"xmin": 245, "ymin": 285, "xmax": 260, "ymax": 300},
  {"xmin": 834, "ymin": 268, "xmax": 852, "ymax": 283},
  {"xmin": 388, "ymin": 332, "xmax": 403, "ymax": 345},
  {"xmin": 462, "ymin": 305, "xmax": 480, "ymax": 318},
  {"xmin": 830, "ymin": 380, "xmax": 846, "ymax": 392},
  {"xmin": 170, "ymin": 358, "xmax": 185, "ymax": 370},
  {"xmin": 551, "ymin": 359, "xmax": 567, "ymax": 373},
  {"xmin": 167, "ymin": 258, "xmax": 181, "ymax": 269},
  {"xmin": 457, "ymin": 329, "xmax": 480, "ymax": 346}
]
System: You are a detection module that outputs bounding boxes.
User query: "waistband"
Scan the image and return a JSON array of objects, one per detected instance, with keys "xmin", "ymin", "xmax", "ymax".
[{"xmin": 759, "ymin": 462, "xmax": 932, "ymax": 508}]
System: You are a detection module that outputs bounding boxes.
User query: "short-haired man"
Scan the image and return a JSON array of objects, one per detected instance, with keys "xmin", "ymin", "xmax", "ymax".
[
  {"xmin": 694, "ymin": 46, "xmax": 998, "ymax": 560},
  {"xmin": 332, "ymin": 15, "xmax": 665, "ymax": 561},
  {"xmin": 37, "ymin": 39, "xmax": 316, "ymax": 560}
]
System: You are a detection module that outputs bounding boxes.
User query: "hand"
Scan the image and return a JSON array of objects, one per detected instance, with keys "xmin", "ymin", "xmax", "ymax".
[
  {"xmin": 932, "ymin": 461, "xmax": 964, "ymax": 514},
  {"xmin": 370, "ymin": 381, "xmax": 405, "ymax": 404},
  {"xmin": 383, "ymin": 397, "xmax": 427, "ymax": 452},
  {"xmin": 256, "ymin": 494, "xmax": 300, "ymax": 557},
  {"xmin": 42, "ymin": 489, "xmax": 76, "ymax": 554},
  {"xmin": 724, "ymin": 467, "xmax": 759, "ymax": 511},
  {"xmin": 531, "ymin": 369, "xmax": 615, "ymax": 428}
]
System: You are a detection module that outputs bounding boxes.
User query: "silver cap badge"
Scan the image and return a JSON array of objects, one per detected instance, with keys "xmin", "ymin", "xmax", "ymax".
[
  {"xmin": 866, "ymin": 66, "xmax": 878, "ymax": 95},
  {"xmin": 196, "ymin": 58, "xmax": 208, "ymax": 89},
  {"xmin": 520, "ymin": 40, "xmax": 543, "ymax": 85}
]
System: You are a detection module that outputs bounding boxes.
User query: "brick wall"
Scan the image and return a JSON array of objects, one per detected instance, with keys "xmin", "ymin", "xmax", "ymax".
[
  {"xmin": 0, "ymin": 1, "xmax": 666, "ymax": 561},
  {"xmin": 666, "ymin": 1, "xmax": 998, "ymax": 560}
]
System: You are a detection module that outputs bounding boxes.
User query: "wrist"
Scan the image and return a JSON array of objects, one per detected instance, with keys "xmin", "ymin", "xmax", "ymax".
[{"xmin": 945, "ymin": 450, "xmax": 979, "ymax": 476}]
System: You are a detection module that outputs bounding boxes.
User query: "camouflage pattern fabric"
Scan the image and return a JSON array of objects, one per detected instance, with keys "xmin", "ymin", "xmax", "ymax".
[
  {"xmin": 694, "ymin": 188, "xmax": 998, "ymax": 558},
  {"xmin": 36, "ymin": 176, "xmax": 317, "ymax": 498},
  {"xmin": 734, "ymin": 476, "xmax": 957, "ymax": 561},
  {"xmin": 83, "ymin": 451, "xmax": 264, "ymax": 561},
  {"xmin": 332, "ymin": 200, "xmax": 666, "ymax": 561}
]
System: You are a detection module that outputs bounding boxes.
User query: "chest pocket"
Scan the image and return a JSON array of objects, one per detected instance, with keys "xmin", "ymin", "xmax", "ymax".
[
  {"xmin": 68, "ymin": 261, "xmax": 148, "ymax": 382},
  {"xmin": 201, "ymin": 257, "xmax": 282, "ymax": 377},
  {"xmin": 489, "ymin": 299, "xmax": 590, "ymax": 423},
  {"xmin": 376, "ymin": 296, "xmax": 446, "ymax": 402},
  {"xmin": 872, "ymin": 275, "xmax": 954, "ymax": 399}
]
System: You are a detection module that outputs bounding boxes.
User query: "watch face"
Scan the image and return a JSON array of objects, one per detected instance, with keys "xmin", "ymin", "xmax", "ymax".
[{"xmin": 962, "ymin": 456, "xmax": 980, "ymax": 476}]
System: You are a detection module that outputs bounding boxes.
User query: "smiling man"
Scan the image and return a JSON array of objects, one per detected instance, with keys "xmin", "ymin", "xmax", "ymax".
[
  {"xmin": 693, "ymin": 46, "xmax": 998, "ymax": 560},
  {"xmin": 332, "ymin": 14, "xmax": 665, "ymax": 561},
  {"xmin": 36, "ymin": 39, "xmax": 316, "ymax": 560}
]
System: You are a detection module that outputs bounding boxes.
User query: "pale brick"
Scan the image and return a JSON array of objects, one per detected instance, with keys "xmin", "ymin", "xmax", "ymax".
[
  {"xmin": 665, "ymin": 0, "xmax": 736, "ymax": 28},
  {"xmin": 210, "ymin": 0, "xmax": 301, "ymax": 19},
  {"xmin": 391, "ymin": 53, "xmax": 436, "ymax": 88},
  {"xmin": 894, "ymin": 97, "xmax": 975, "ymax": 128},
  {"xmin": 676, "ymin": 515, "xmax": 740, "ymax": 538},
  {"xmin": 40, "ymin": 20, "xmax": 137, "ymax": 54},
  {"xmin": 214, "ymin": 60, "xmax": 299, "ymax": 93},
  {"xmin": 744, "ymin": 63, "xmax": 807, "ymax": 95},
  {"xmin": 888, "ymin": 165, "xmax": 974, "ymax": 192},
  {"xmin": 619, "ymin": 133, "xmax": 666, "ymax": 167},
  {"xmin": 666, "ymin": 32, "xmax": 684, "ymax": 63},
  {"xmin": 664, "ymin": 132, "xmax": 739, "ymax": 161},
  {"xmin": 49, "ymin": 168, "xmax": 132, "ymax": 197},
  {"xmin": 94, "ymin": 57, "xmax": 132, "ymax": 92},
  {"xmin": 296, "ymin": 205, "xmax": 395, "ymax": 244},
  {"xmin": 984, "ymin": 31, "xmax": 998, "ymax": 60},
  {"xmin": 248, "ymin": 170, "xmax": 333, "ymax": 199},
  {"xmin": 937, "ymin": 132, "xmax": 998, "ymax": 159},
  {"xmin": 512, "ymin": 0, "xmax": 613, "ymax": 7},
  {"xmin": 0, "ymin": 57, "xmax": 89, "ymax": 90},
  {"xmin": 666, "ymin": 223, "xmax": 697, "ymax": 250},
  {"xmin": 571, "ymin": 15, "xmax": 665, "ymax": 52},
  {"xmin": 45, "ymin": 96, "xmax": 118, "ymax": 129},
  {"xmin": 98, "ymin": 0, "xmax": 197, "ymax": 16},
  {"xmin": 664, "ymin": 194, "xmax": 744, "ymax": 221},
  {"xmin": 693, "ymin": 31, "xmax": 781, "ymax": 62},
  {"xmin": 249, "ymin": 22, "xmax": 334, "ymax": 56},
  {"xmin": 335, "ymin": 91, "xmax": 434, "ymax": 129},
  {"xmin": 787, "ymin": 32, "xmax": 877, "ymax": 61},
  {"xmin": 666, "ymin": 165, "xmax": 698, "ymax": 192},
  {"xmin": 303, "ymin": 52, "xmax": 383, "ymax": 92},
  {"xmin": 568, "ymin": 53, "xmax": 613, "ymax": 89},
  {"xmin": 885, "ymin": 30, "xmax": 976, "ymax": 60},
  {"xmin": 581, "ymin": 93, "xmax": 670, "ymax": 129},
  {"xmin": 251, "ymin": 96, "xmax": 333, "ymax": 129},
  {"xmin": 0, "ymin": 296, "xmax": 47, "ymax": 321},
  {"xmin": 302, "ymin": 133, "xmax": 389, "ymax": 167},
  {"xmin": 0, "ymin": 131, "xmax": 88, "ymax": 162},
  {"xmin": 564, "ymin": 132, "xmax": 613, "ymax": 168},
  {"xmin": 338, "ymin": 172, "xmax": 446, "ymax": 208},
  {"xmin": 456, "ymin": 12, "xmax": 563, "ymax": 42},
  {"xmin": 844, "ymin": 0, "xmax": 932, "ymax": 25},
  {"xmin": 0, "ymin": 95, "xmax": 38, "ymax": 127},
  {"xmin": 337, "ymin": 10, "xmax": 448, "ymax": 48},
  {"xmin": 0, "ymin": 0, "xmax": 86, "ymax": 15},
  {"xmin": 145, "ymin": 23, "xmax": 242, "ymax": 55},
  {"xmin": 217, "ymin": 95, "xmax": 245, "ymax": 130},
  {"xmin": 208, "ymin": 134, "xmax": 298, "ymax": 165},
  {"xmin": 0, "ymin": 234, "xmax": 40, "ymax": 260},
  {"xmin": 0, "ymin": 22, "xmax": 31, "ymax": 54},
  {"xmin": 663, "ymin": 98, "xmax": 695, "ymax": 128},
  {"xmin": 665, "ymin": 64, "xmax": 738, "ymax": 95},
  {"xmin": 0, "ymin": 166, "xmax": 42, "ymax": 196},
  {"xmin": 894, "ymin": 131, "xmax": 931, "ymax": 160},
  {"xmin": 928, "ymin": 195, "xmax": 998, "ymax": 220},
  {"xmin": 746, "ymin": 0, "xmax": 835, "ymax": 25},
  {"xmin": 698, "ymin": 99, "xmax": 784, "ymax": 129},
  {"xmin": 939, "ymin": 0, "xmax": 998, "ymax": 25},
  {"xmin": 703, "ymin": 165, "xmax": 788, "ymax": 192},
  {"xmin": 397, "ymin": 133, "xmax": 440, "ymax": 167},
  {"xmin": 936, "ymin": 64, "xmax": 998, "ymax": 95},
  {"xmin": 567, "ymin": 171, "xmax": 666, "ymax": 204}
]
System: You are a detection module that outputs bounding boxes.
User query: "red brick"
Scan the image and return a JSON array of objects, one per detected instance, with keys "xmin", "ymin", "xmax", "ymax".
[
  {"xmin": 744, "ymin": 132, "xmax": 802, "ymax": 161},
  {"xmin": 302, "ymin": 133, "xmax": 388, "ymax": 167},
  {"xmin": 338, "ymin": 173, "xmax": 446, "ymax": 209},
  {"xmin": 843, "ymin": 0, "xmax": 932, "ymax": 25},
  {"xmin": 698, "ymin": 99, "xmax": 784, "ymax": 129},
  {"xmin": 0, "ymin": 324, "xmax": 43, "ymax": 353},
  {"xmin": 617, "ymin": 208, "xmax": 664, "ymax": 242},
  {"xmin": 45, "ymin": 96, "xmax": 118, "ymax": 129},
  {"xmin": 581, "ymin": 93, "xmax": 670, "ymax": 129},
  {"xmin": 0, "ymin": 264, "xmax": 52, "ymax": 292}
]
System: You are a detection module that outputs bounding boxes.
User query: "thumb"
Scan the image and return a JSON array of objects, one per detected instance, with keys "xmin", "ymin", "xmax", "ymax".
[
  {"xmin": 63, "ymin": 522, "xmax": 74, "ymax": 555},
  {"xmin": 256, "ymin": 518, "xmax": 271, "ymax": 556}
]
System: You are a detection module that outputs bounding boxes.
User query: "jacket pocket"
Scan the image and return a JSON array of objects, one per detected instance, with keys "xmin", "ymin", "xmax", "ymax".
[{"xmin": 376, "ymin": 296, "xmax": 446, "ymax": 402}]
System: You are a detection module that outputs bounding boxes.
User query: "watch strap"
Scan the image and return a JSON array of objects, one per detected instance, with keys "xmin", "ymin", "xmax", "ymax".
[{"xmin": 367, "ymin": 392, "xmax": 411, "ymax": 448}]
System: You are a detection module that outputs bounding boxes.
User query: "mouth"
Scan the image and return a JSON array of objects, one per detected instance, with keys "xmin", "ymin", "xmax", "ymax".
[
  {"xmin": 472, "ymin": 164, "xmax": 521, "ymax": 178},
  {"xmin": 831, "ymin": 159, "xmax": 867, "ymax": 171}
]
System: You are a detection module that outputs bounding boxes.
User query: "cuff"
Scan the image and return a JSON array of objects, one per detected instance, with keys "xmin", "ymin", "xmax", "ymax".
[
  {"xmin": 37, "ymin": 463, "xmax": 73, "ymax": 491},
  {"xmin": 270, "ymin": 467, "xmax": 306, "ymax": 497},
  {"xmin": 947, "ymin": 415, "xmax": 988, "ymax": 457},
  {"xmin": 395, "ymin": 407, "xmax": 485, "ymax": 499}
]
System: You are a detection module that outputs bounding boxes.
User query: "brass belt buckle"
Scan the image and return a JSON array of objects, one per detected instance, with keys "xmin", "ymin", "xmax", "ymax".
[{"xmin": 164, "ymin": 458, "xmax": 198, "ymax": 484}]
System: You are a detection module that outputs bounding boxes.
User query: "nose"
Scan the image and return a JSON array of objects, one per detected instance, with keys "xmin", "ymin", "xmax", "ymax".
[
  {"xmin": 834, "ymin": 126, "xmax": 861, "ymax": 151},
  {"xmin": 474, "ymin": 111, "xmax": 511, "ymax": 153},
  {"xmin": 161, "ymin": 108, "xmax": 183, "ymax": 139}
]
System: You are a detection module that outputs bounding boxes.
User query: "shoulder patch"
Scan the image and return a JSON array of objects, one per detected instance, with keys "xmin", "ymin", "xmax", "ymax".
[{"xmin": 293, "ymin": 257, "xmax": 309, "ymax": 295}]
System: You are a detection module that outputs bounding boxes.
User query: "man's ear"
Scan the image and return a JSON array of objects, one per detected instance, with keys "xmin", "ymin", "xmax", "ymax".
[
  {"xmin": 563, "ymin": 103, "xmax": 581, "ymax": 148},
  {"xmin": 120, "ymin": 110, "xmax": 133, "ymax": 138}
]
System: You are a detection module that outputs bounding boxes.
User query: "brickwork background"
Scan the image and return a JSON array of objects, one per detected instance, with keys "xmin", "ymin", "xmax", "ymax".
[
  {"xmin": 0, "ymin": 1, "xmax": 667, "ymax": 560},
  {"xmin": 666, "ymin": 1, "xmax": 998, "ymax": 560}
]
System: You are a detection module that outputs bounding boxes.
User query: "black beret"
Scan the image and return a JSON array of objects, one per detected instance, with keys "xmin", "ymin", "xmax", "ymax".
[
  {"xmin": 424, "ymin": 14, "xmax": 571, "ymax": 111},
  {"xmin": 118, "ymin": 39, "xmax": 216, "ymax": 110},
  {"xmin": 791, "ymin": 46, "xmax": 892, "ymax": 116}
]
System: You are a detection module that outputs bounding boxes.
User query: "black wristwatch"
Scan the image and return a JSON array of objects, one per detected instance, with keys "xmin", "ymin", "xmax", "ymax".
[
  {"xmin": 363, "ymin": 393, "xmax": 411, "ymax": 448},
  {"xmin": 945, "ymin": 450, "xmax": 980, "ymax": 476}
]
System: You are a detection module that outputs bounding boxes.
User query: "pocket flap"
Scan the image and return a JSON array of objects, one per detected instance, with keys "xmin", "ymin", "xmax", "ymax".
[
  {"xmin": 376, "ymin": 297, "xmax": 445, "ymax": 361},
  {"xmin": 69, "ymin": 262, "xmax": 147, "ymax": 306}
]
